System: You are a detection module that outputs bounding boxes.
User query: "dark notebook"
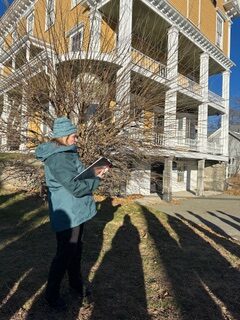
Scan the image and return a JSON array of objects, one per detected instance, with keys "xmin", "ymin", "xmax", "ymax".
[{"xmin": 74, "ymin": 157, "xmax": 112, "ymax": 180}]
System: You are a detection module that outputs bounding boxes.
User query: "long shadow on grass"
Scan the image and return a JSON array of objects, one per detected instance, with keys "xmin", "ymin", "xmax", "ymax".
[
  {"xmin": 0, "ymin": 194, "xmax": 48, "ymax": 248},
  {"xmin": 171, "ymin": 212, "xmax": 240, "ymax": 319},
  {"xmin": 0, "ymin": 197, "xmax": 87, "ymax": 320},
  {"xmin": 217, "ymin": 210, "xmax": 240, "ymax": 224},
  {"xmin": 141, "ymin": 206, "xmax": 226, "ymax": 320},
  {"xmin": 176, "ymin": 214, "xmax": 240, "ymax": 260},
  {"xmin": 82, "ymin": 197, "xmax": 120, "ymax": 287},
  {"xmin": 89, "ymin": 214, "xmax": 150, "ymax": 320},
  {"xmin": 0, "ymin": 191, "xmax": 23, "ymax": 206},
  {"xmin": 187, "ymin": 210, "xmax": 232, "ymax": 239},
  {"xmin": 0, "ymin": 202, "xmax": 52, "ymax": 320},
  {"xmin": 207, "ymin": 211, "xmax": 240, "ymax": 233}
]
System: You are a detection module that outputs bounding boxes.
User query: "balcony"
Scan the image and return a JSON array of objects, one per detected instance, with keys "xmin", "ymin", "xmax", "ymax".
[
  {"xmin": 0, "ymin": 34, "xmax": 51, "ymax": 64},
  {"xmin": 177, "ymin": 136, "xmax": 198, "ymax": 151},
  {"xmin": 0, "ymin": 49, "xmax": 51, "ymax": 93},
  {"xmin": 177, "ymin": 74, "xmax": 202, "ymax": 97},
  {"xmin": 131, "ymin": 48, "xmax": 168, "ymax": 80},
  {"xmin": 129, "ymin": 130, "xmax": 224, "ymax": 156},
  {"xmin": 207, "ymin": 141, "xmax": 223, "ymax": 155},
  {"xmin": 208, "ymin": 90, "xmax": 225, "ymax": 108}
]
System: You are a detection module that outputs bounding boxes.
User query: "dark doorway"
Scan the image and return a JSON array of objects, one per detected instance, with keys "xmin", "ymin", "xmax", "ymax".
[{"xmin": 150, "ymin": 162, "xmax": 164, "ymax": 194}]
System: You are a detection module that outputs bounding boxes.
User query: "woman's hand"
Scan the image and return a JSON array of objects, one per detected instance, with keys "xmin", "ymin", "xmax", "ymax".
[{"xmin": 94, "ymin": 166, "xmax": 109, "ymax": 178}]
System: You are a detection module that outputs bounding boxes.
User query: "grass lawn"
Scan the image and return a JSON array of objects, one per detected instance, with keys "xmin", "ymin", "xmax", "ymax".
[{"xmin": 0, "ymin": 191, "xmax": 240, "ymax": 320}]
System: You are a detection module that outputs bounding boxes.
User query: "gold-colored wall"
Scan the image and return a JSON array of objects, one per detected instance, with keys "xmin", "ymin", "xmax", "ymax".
[
  {"xmin": 188, "ymin": 0, "xmax": 199, "ymax": 26},
  {"xmin": 168, "ymin": 0, "xmax": 187, "ymax": 16},
  {"xmin": 101, "ymin": 20, "xmax": 116, "ymax": 53},
  {"xmin": 169, "ymin": 0, "xmax": 229, "ymax": 56},
  {"xmin": 32, "ymin": 0, "xmax": 90, "ymax": 53}
]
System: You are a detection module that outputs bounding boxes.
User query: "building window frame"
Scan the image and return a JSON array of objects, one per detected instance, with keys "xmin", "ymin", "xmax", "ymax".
[
  {"xmin": 216, "ymin": 12, "xmax": 224, "ymax": 49},
  {"xmin": 27, "ymin": 11, "xmax": 34, "ymax": 35},
  {"xmin": 45, "ymin": 0, "xmax": 55, "ymax": 31},
  {"xmin": 177, "ymin": 163, "xmax": 185, "ymax": 183},
  {"xmin": 68, "ymin": 24, "xmax": 84, "ymax": 52}
]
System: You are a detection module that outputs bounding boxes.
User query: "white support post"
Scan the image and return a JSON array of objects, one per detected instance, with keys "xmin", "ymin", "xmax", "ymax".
[
  {"xmin": 164, "ymin": 26, "xmax": 179, "ymax": 148},
  {"xmin": 89, "ymin": 9, "xmax": 102, "ymax": 55},
  {"xmin": 12, "ymin": 55, "xmax": 16, "ymax": 71},
  {"xmin": 163, "ymin": 157, "xmax": 173, "ymax": 202},
  {"xmin": 115, "ymin": 0, "xmax": 133, "ymax": 121},
  {"xmin": 198, "ymin": 52, "xmax": 209, "ymax": 153},
  {"xmin": 167, "ymin": 26, "xmax": 179, "ymax": 82},
  {"xmin": 19, "ymin": 89, "xmax": 28, "ymax": 151},
  {"xmin": 164, "ymin": 89, "xmax": 177, "ymax": 147},
  {"xmin": 46, "ymin": 55, "xmax": 57, "ymax": 119},
  {"xmin": 221, "ymin": 70, "xmax": 230, "ymax": 156},
  {"xmin": 26, "ymin": 40, "xmax": 30, "ymax": 62},
  {"xmin": 1, "ymin": 93, "xmax": 10, "ymax": 150},
  {"xmin": 196, "ymin": 159, "xmax": 205, "ymax": 196}
]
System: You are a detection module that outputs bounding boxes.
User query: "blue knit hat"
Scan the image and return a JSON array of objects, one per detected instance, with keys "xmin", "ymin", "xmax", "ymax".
[{"xmin": 51, "ymin": 117, "xmax": 77, "ymax": 138}]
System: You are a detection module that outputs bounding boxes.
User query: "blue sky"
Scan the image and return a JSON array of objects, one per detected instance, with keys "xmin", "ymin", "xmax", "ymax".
[{"xmin": 0, "ymin": 0, "xmax": 239, "ymax": 107}]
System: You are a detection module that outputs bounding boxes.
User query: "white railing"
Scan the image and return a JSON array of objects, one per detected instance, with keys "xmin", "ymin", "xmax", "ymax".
[
  {"xmin": 207, "ymin": 141, "xmax": 223, "ymax": 155},
  {"xmin": 0, "ymin": 49, "xmax": 51, "ymax": 92},
  {"xmin": 178, "ymin": 74, "xmax": 202, "ymax": 96},
  {"xmin": 208, "ymin": 90, "xmax": 225, "ymax": 107},
  {"xmin": 131, "ymin": 48, "xmax": 168, "ymax": 79},
  {"xmin": 128, "ymin": 130, "xmax": 224, "ymax": 155},
  {"xmin": 154, "ymin": 132, "xmax": 165, "ymax": 145},
  {"xmin": 177, "ymin": 136, "xmax": 198, "ymax": 151}
]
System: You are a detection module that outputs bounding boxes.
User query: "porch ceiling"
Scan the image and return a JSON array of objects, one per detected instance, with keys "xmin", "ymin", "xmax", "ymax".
[{"xmin": 177, "ymin": 92, "xmax": 200, "ymax": 113}]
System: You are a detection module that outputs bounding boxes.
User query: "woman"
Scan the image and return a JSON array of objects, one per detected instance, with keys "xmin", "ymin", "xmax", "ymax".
[{"xmin": 36, "ymin": 116, "xmax": 106, "ymax": 310}]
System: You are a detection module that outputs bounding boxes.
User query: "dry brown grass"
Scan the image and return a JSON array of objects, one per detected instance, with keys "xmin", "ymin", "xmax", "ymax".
[{"xmin": 0, "ymin": 191, "xmax": 240, "ymax": 320}]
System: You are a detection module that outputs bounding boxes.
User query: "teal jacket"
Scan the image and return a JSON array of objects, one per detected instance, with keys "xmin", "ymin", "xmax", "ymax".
[{"xmin": 35, "ymin": 142, "xmax": 100, "ymax": 232}]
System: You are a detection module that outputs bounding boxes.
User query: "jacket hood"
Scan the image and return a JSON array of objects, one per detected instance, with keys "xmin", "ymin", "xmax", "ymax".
[{"xmin": 35, "ymin": 142, "xmax": 77, "ymax": 162}]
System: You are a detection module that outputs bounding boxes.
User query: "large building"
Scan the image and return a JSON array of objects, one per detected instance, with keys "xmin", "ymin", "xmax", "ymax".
[{"xmin": 0, "ymin": 0, "xmax": 239, "ymax": 199}]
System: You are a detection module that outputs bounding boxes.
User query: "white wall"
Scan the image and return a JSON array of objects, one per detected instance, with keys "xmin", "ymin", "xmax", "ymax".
[
  {"xmin": 126, "ymin": 167, "xmax": 151, "ymax": 195},
  {"xmin": 172, "ymin": 160, "xmax": 197, "ymax": 192}
]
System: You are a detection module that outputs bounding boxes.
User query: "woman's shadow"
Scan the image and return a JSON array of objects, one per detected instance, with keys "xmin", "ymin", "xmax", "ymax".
[
  {"xmin": 82, "ymin": 197, "xmax": 121, "ymax": 287},
  {"xmin": 89, "ymin": 214, "xmax": 150, "ymax": 320}
]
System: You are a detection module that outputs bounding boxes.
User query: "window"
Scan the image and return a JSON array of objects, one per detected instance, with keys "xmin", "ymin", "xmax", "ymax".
[
  {"xmin": 71, "ymin": 0, "xmax": 81, "ymax": 8},
  {"xmin": 178, "ymin": 118, "xmax": 183, "ymax": 131},
  {"xmin": 154, "ymin": 114, "xmax": 164, "ymax": 129},
  {"xmin": 216, "ymin": 13, "xmax": 224, "ymax": 49},
  {"xmin": 84, "ymin": 103, "xmax": 98, "ymax": 122},
  {"xmin": 211, "ymin": 0, "xmax": 217, "ymax": 7},
  {"xmin": 70, "ymin": 28, "xmax": 83, "ymax": 52},
  {"xmin": 27, "ymin": 12, "xmax": 34, "ymax": 35},
  {"xmin": 177, "ymin": 164, "xmax": 185, "ymax": 182},
  {"xmin": 46, "ymin": 0, "xmax": 55, "ymax": 30}
]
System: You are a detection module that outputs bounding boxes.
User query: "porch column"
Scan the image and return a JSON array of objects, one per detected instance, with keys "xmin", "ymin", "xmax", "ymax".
[
  {"xmin": 115, "ymin": 0, "xmax": 133, "ymax": 121},
  {"xmin": 198, "ymin": 53, "xmax": 209, "ymax": 153},
  {"xmin": 221, "ymin": 70, "xmax": 230, "ymax": 156},
  {"xmin": 1, "ymin": 93, "xmax": 10, "ymax": 150},
  {"xmin": 163, "ymin": 157, "xmax": 173, "ymax": 202},
  {"xmin": 164, "ymin": 26, "xmax": 179, "ymax": 148},
  {"xmin": 89, "ymin": 9, "xmax": 102, "ymax": 54},
  {"xmin": 196, "ymin": 159, "xmax": 205, "ymax": 196},
  {"xmin": 19, "ymin": 88, "xmax": 28, "ymax": 151},
  {"xmin": 26, "ymin": 40, "xmax": 30, "ymax": 62},
  {"xmin": 12, "ymin": 55, "xmax": 16, "ymax": 71},
  {"xmin": 47, "ymin": 56, "xmax": 57, "ymax": 119}
]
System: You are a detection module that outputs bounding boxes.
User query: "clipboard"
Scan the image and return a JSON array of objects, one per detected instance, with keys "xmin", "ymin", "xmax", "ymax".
[{"xmin": 74, "ymin": 157, "xmax": 112, "ymax": 180}]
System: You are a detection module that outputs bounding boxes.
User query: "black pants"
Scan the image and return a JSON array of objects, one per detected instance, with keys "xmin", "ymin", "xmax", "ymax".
[{"xmin": 45, "ymin": 224, "xmax": 84, "ymax": 301}]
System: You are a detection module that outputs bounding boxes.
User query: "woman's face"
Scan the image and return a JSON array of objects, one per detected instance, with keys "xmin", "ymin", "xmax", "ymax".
[{"xmin": 66, "ymin": 133, "xmax": 78, "ymax": 145}]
